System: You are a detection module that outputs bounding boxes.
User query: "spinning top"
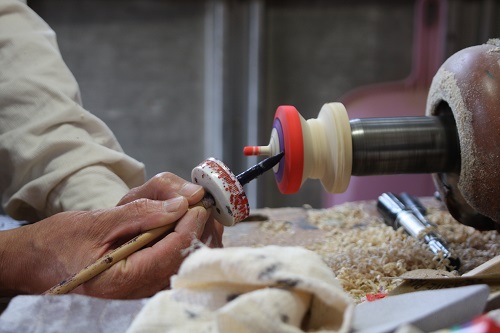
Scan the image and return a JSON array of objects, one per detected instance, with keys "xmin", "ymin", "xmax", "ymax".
[{"xmin": 191, "ymin": 153, "xmax": 284, "ymax": 226}]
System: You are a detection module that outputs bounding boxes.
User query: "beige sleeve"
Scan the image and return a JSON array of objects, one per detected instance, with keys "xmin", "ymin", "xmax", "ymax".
[{"xmin": 0, "ymin": 0, "xmax": 146, "ymax": 221}]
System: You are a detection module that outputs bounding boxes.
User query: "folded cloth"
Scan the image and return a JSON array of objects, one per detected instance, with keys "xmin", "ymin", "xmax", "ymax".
[{"xmin": 127, "ymin": 245, "xmax": 355, "ymax": 333}]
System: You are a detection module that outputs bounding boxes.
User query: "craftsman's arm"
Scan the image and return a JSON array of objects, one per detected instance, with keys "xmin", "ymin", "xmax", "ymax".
[{"xmin": 0, "ymin": 0, "xmax": 145, "ymax": 221}]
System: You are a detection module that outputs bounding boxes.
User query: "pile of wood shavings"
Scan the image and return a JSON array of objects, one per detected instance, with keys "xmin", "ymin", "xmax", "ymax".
[{"xmin": 306, "ymin": 201, "xmax": 499, "ymax": 302}]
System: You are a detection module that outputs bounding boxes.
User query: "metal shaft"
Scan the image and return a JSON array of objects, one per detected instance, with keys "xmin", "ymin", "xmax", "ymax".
[
  {"xmin": 237, "ymin": 152, "xmax": 284, "ymax": 186},
  {"xmin": 350, "ymin": 114, "xmax": 460, "ymax": 176}
]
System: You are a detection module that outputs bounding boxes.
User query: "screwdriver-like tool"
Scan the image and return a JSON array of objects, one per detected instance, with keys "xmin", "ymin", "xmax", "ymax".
[
  {"xmin": 237, "ymin": 151, "xmax": 284, "ymax": 186},
  {"xmin": 45, "ymin": 152, "xmax": 284, "ymax": 295},
  {"xmin": 377, "ymin": 192, "xmax": 460, "ymax": 270}
]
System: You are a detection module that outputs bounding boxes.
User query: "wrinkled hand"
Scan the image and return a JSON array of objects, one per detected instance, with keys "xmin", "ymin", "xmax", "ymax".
[
  {"xmin": 117, "ymin": 172, "xmax": 223, "ymax": 248},
  {"xmin": 1, "ymin": 173, "xmax": 223, "ymax": 298}
]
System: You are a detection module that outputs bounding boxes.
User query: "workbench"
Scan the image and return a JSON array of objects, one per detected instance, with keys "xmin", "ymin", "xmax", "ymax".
[
  {"xmin": 0, "ymin": 200, "xmax": 499, "ymax": 332},
  {"xmin": 224, "ymin": 201, "xmax": 500, "ymax": 301}
]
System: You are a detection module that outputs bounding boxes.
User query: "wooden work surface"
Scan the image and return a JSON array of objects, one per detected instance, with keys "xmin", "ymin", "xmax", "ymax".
[
  {"xmin": 223, "ymin": 207, "xmax": 325, "ymax": 248},
  {"xmin": 224, "ymin": 199, "xmax": 434, "ymax": 248}
]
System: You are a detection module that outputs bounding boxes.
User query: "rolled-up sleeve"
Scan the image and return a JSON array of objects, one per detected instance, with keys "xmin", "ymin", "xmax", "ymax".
[{"xmin": 0, "ymin": 0, "xmax": 146, "ymax": 221}]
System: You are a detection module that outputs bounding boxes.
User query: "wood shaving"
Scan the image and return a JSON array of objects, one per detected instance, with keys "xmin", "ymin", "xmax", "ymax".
[
  {"xmin": 225, "ymin": 201, "xmax": 499, "ymax": 303},
  {"xmin": 259, "ymin": 220, "xmax": 293, "ymax": 233},
  {"xmin": 307, "ymin": 202, "xmax": 499, "ymax": 302}
]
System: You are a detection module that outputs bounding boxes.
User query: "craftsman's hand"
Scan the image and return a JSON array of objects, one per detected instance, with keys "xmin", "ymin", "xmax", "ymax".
[
  {"xmin": 117, "ymin": 172, "xmax": 223, "ymax": 248},
  {"xmin": 0, "ymin": 197, "xmax": 203, "ymax": 298},
  {"xmin": 0, "ymin": 173, "xmax": 222, "ymax": 298}
]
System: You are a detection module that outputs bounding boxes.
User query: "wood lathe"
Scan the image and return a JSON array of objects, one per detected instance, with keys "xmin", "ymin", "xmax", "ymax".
[{"xmin": 245, "ymin": 39, "xmax": 500, "ymax": 231}]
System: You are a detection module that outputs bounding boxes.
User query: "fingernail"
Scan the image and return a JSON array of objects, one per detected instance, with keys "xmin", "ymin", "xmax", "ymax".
[
  {"xmin": 196, "ymin": 206, "xmax": 210, "ymax": 221},
  {"xmin": 193, "ymin": 206, "xmax": 210, "ymax": 230},
  {"xmin": 179, "ymin": 183, "xmax": 203, "ymax": 197},
  {"xmin": 163, "ymin": 197, "xmax": 185, "ymax": 212}
]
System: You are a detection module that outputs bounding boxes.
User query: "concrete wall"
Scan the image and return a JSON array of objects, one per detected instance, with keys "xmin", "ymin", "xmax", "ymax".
[{"xmin": 31, "ymin": 0, "xmax": 499, "ymax": 210}]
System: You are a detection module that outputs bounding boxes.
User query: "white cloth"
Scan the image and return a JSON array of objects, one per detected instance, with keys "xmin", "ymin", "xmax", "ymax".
[
  {"xmin": 127, "ymin": 246, "xmax": 354, "ymax": 333},
  {"xmin": 0, "ymin": 0, "xmax": 145, "ymax": 221}
]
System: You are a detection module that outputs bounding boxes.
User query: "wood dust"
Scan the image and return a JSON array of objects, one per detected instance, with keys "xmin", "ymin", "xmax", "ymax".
[{"xmin": 223, "ymin": 200, "xmax": 499, "ymax": 303}]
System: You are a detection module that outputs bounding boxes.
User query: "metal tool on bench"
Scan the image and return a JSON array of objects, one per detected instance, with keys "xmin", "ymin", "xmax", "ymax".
[{"xmin": 377, "ymin": 192, "xmax": 460, "ymax": 270}]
